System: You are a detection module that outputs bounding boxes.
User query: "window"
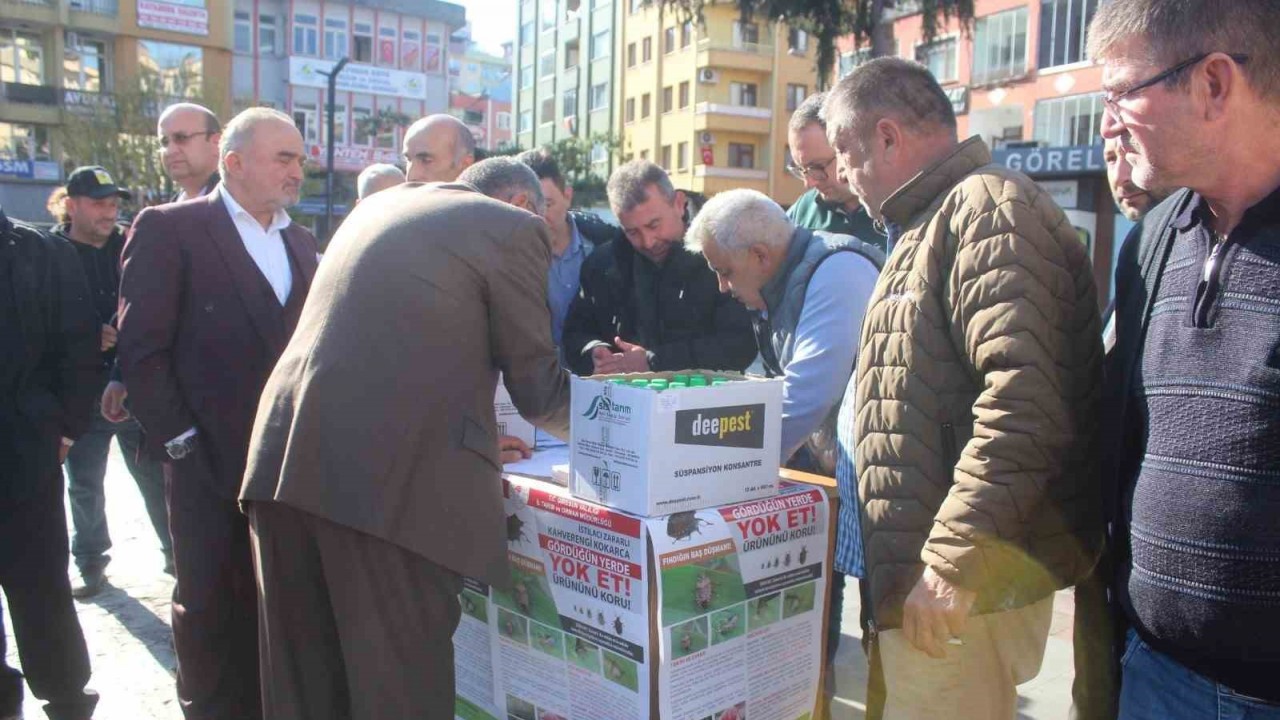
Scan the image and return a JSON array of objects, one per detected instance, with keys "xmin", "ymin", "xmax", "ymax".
[
  {"xmin": 660, "ymin": 144, "xmax": 672, "ymax": 170},
  {"xmin": 0, "ymin": 29, "xmax": 45, "ymax": 85},
  {"xmin": 520, "ymin": 20, "xmax": 535, "ymax": 44},
  {"xmin": 327, "ymin": 101, "xmax": 347, "ymax": 144},
  {"xmin": 591, "ymin": 29, "xmax": 610, "ymax": 59},
  {"xmin": 641, "ymin": 92, "xmax": 651, "ymax": 119},
  {"xmin": 293, "ymin": 14, "xmax": 318, "ymax": 55},
  {"xmin": 519, "ymin": 109, "xmax": 533, "ymax": 133},
  {"xmin": 540, "ymin": 49, "xmax": 556, "ymax": 77},
  {"xmin": 972, "ymin": 7, "xmax": 1028, "ymax": 84},
  {"xmin": 730, "ymin": 82, "xmax": 758, "ymax": 107},
  {"xmin": 678, "ymin": 80, "xmax": 689, "ymax": 108},
  {"xmin": 591, "ymin": 142, "xmax": 608, "ymax": 163},
  {"xmin": 520, "ymin": 62, "xmax": 534, "ymax": 89},
  {"xmin": 728, "ymin": 142, "xmax": 754, "ymax": 169},
  {"xmin": 64, "ymin": 33, "xmax": 109, "ymax": 92},
  {"xmin": 562, "ymin": 87, "xmax": 577, "ymax": 118},
  {"xmin": 589, "ymin": 81, "xmax": 609, "ymax": 111},
  {"xmin": 259, "ymin": 15, "xmax": 277, "ymax": 55},
  {"xmin": 0, "ymin": 122, "xmax": 52, "ymax": 162},
  {"xmin": 629, "ymin": 0, "xmax": 644, "ymax": 14},
  {"xmin": 138, "ymin": 40, "xmax": 202, "ymax": 96},
  {"xmin": 733, "ymin": 21, "xmax": 759, "ymax": 48},
  {"xmin": 323, "ymin": 19, "xmax": 348, "ymax": 60},
  {"xmin": 541, "ymin": 97, "xmax": 555, "ymax": 124},
  {"xmin": 235, "ymin": 11, "xmax": 252, "ymax": 53},
  {"xmin": 839, "ymin": 48, "xmax": 871, "ymax": 78},
  {"xmin": 421, "ymin": 32, "xmax": 438, "ymax": 73},
  {"xmin": 1034, "ymin": 92, "xmax": 1104, "ymax": 146},
  {"xmin": 788, "ymin": 28, "xmax": 808, "ymax": 54},
  {"xmin": 1039, "ymin": 0, "xmax": 1097, "ymax": 69},
  {"xmin": 661, "ymin": 86, "xmax": 673, "ymax": 113},
  {"xmin": 626, "ymin": 42, "xmax": 636, "ymax": 67},
  {"xmin": 375, "ymin": 105, "xmax": 396, "ymax": 148},
  {"xmin": 463, "ymin": 109, "xmax": 484, "ymax": 125},
  {"xmin": 786, "ymin": 83, "xmax": 807, "ymax": 112},
  {"xmin": 353, "ymin": 22, "xmax": 373, "ymax": 63},
  {"xmin": 564, "ymin": 0, "xmax": 581, "ymax": 22},
  {"xmin": 915, "ymin": 37, "xmax": 958, "ymax": 83},
  {"xmin": 639, "ymin": 149, "xmax": 648, "ymax": 161},
  {"xmin": 564, "ymin": 39, "xmax": 579, "ymax": 69},
  {"xmin": 352, "ymin": 105, "xmax": 373, "ymax": 145},
  {"xmin": 541, "ymin": 0, "xmax": 557, "ymax": 31},
  {"xmin": 664, "ymin": 27, "xmax": 676, "ymax": 54},
  {"xmin": 642, "ymin": 37, "xmax": 652, "ymax": 63},
  {"xmin": 497, "ymin": 112, "xmax": 512, "ymax": 130},
  {"xmin": 378, "ymin": 26, "xmax": 397, "ymax": 66},
  {"xmin": 625, "ymin": 97, "xmax": 635, "ymax": 123},
  {"xmin": 677, "ymin": 141, "xmax": 688, "ymax": 170},
  {"xmin": 292, "ymin": 102, "xmax": 318, "ymax": 144},
  {"xmin": 681, "ymin": 21, "xmax": 693, "ymax": 47}
]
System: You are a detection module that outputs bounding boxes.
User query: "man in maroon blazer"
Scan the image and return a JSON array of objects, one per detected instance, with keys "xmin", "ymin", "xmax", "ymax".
[{"xmin": 117, "ymin": 108, "xmax": 319, "ymax": 720}]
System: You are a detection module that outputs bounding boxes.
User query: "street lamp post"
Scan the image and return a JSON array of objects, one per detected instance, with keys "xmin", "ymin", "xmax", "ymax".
[{"xmin": 318, "ymin": 57, "xmax": 349, "ymax": 241}]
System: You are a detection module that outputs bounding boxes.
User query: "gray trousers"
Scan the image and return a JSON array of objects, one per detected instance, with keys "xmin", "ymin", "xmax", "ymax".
[{"xmin": 248, "ymin": 502, "xmax": 463, "ymax": 720}]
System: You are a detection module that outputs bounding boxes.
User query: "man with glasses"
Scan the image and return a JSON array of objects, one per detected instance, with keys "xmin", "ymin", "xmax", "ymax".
[
  {"xmin": 1089, "ymin": 1, "xmax": 1280, "ymax": 717},
  {"xmin": 786, "ymin": 93, "xmax": 882, "ymax": 251}
]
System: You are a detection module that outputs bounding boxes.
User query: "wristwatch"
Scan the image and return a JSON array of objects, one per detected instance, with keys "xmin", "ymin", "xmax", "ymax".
[{"xmin": 166, "ymin": 433, "xmax": 197, "ymax": 460}]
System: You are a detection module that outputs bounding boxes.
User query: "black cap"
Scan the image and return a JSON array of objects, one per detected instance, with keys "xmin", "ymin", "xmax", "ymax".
[{"xmin": 66, "ymin": 166, "xmax": 132, "ymax": 200}]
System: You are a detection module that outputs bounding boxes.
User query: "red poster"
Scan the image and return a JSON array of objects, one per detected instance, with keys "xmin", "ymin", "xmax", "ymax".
[
  {"xmin": 401, "ymin": 41, "xmax": 420, "ymax": 70},
  {"xmin": 424, "ymin": 45, "xmax": 441, "ymax": 73},
  {"xmin": 379, "ymin": 39, "xmax": 395, "ymax": 65},
  {"xmin": 701, "ymin": 146, "xmax": 714, "ymax": 165}
]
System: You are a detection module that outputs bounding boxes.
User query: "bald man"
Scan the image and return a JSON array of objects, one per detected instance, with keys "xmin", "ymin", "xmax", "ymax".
[
  {"xmin": 158, "ymin": 103, "xmax": 223, "ymax": 201},
  {"xmin": 402, "ymin": 114, "xmax": 477, "ymax": 183},
  {"xmin": 356, "ymin": 163, "xmax": 405, "ymax": 203}
]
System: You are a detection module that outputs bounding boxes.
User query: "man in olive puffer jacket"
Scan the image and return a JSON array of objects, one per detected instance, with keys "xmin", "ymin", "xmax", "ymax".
[{"xmin": 823, "ymin": 58, "xmax": 1104, "ymax": 719}]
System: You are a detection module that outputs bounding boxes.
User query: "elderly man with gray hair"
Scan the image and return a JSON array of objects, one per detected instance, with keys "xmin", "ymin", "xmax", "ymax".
[{"xmin": 355, "ymin": 162, "xmax": 405, "ymax": 202}]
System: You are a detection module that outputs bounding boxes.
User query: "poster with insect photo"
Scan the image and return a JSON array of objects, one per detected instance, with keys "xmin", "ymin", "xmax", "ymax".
[
  {"xmin": 454, "ymin": 576, "xmax": 504, "ymax": 720},
  {"xmin": 646, "ymin": 482, "xmax": 830, "ymax": 720},
  {"xmin": 483, "ymin": 475, "xmax": 651, "ymax": 720}
]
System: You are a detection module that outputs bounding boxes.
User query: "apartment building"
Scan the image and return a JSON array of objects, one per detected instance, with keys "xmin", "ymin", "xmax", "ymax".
[
  {"xmin": 231, "ymin": 0, "xmax": 465, "ymax": 219},
  {"xmin": 0, "ymin": 0, "xmax": 233, "ymax": 220},
  {"xmin": 616, "ymin": 2, "xmax": 817, "ymax": 206},
  {"xmin": 448, "ymin": 31, "xmax": 513, "ymax": 151},
  {"xmin": 513, "ymin": 0, "xmax": 617, "ymax": 179}
]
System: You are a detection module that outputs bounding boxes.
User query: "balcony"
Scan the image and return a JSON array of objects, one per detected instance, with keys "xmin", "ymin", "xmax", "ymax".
[
  {"xmin": 1, "ymin": 82, "xmax": 60, "ymax": 106},
  {"xmin": 693, "ymin": 101, "xmax": 771, "ymax": 134},
  {"xmin": 695, "ymin": 37, "xmax": 773, "ymax": 72}
]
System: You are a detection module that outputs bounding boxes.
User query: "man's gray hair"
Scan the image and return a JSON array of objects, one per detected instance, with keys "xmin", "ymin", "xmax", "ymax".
[
  {"xmin": 821, "ymin": 57, "xmax": 956, "ymax": 147},
  {"xmin": 218, "ymin": 107, "xmax": 297, "ymax": 177},
  {"xmin": 458, "ymin": 157, "xmax": 547, "ymax": 215},
  {"xmin": 1086, "ymin": 0, "xmax": 1280, "ymax": 101},
  {"xmin": 404, "ymin": 114, "xmax": 477, "ymax": 165},
  {"xmin": 686, "ymin": 189, "xmax": 793, "ymax": 255},
  {"xmin": 606, "ymin": 160, "xmax": 677, "ymax": 216},
  {"xmin": 158, "ymin": 102, "xmax": 221, "ymax": 134},
  {"xmin": 788, "ymin": 92, "xmax": 828, "ymax": 134},
  {"xmin": 356, "ymin": 163, "xmax": 405, "ymax": 199}
]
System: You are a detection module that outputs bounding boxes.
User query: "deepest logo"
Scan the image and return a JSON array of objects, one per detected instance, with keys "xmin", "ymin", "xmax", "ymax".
[{"xmin": 674, "ymin": 404, "xmax": 766, "ymax": 449}]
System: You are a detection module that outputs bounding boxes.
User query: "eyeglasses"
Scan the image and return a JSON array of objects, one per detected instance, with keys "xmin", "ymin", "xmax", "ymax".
[
  {"xmin": 159, "ymin": 131, "xmax": 216, "ymax": 148},
  {"xmin": 787, "ymin": 155, "xmax": 836, "ymax": 182},
  {"xmin": 1102, "ymin": 52, "xmax": 1249, "ymax": 112}
]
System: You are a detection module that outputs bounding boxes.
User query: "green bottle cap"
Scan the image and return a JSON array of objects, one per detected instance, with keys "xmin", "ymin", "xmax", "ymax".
[
  {"xmin": 649, "ymin": 379, "xmax": 669, "ymax": 390},
  {"xmin": 630, "ymin": 379, "xmax": 650, "ymax": 388},
  {"xmin": 711, "ymin": 379, "xmax": 728, "ymax": 386},
  {"xmin": 608, "ymin": 378, "xmax": 627, "ymax": 385},
  {"xmin": 672, "ymin": 373, "xmax": 690, "ymax": 385},
  {"xmin": 690, "ymin": 376, "xmax": 709, "ymax": 387},
  {"xmin": 669, "ymin": 381, "xmax": 688, "ymax": 389}
]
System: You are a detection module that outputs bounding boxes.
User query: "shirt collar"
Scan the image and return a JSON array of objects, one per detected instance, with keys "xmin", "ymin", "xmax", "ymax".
[
  {"xmin": 219, "ymin": 183, "xmax": 291, "ymax": 235},
  {"xmin": 559, "ymin": 215, "xmax": 585, "ymax": 259}
]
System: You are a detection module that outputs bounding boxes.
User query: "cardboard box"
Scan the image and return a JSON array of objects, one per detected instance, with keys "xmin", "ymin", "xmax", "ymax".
[
  {"xmin": 570, "ymin": 372, "xmax": 783, "ymax": 517},
  {"xmin": 495, "ymin": 375, "xmax": 537, "ymax": 448}
]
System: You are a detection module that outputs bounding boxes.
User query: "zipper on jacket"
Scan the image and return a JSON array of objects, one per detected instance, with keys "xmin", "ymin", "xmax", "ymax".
[
  {"xmin": 940, "ymin": 422, "xmax": 958, "ymax": 469},
  {"xmin": 1192, "ymin": 232, "xmax": 1232, "ymax": 328}
]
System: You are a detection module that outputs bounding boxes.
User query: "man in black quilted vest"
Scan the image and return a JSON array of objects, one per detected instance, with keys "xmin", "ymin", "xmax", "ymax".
[{"xmin": 1092, "ymin": 0, "xmax": 1280, "ymax": 717}]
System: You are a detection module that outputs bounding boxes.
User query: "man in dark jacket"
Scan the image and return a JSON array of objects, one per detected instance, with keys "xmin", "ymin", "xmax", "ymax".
[
  {"xmin": 561, "ymin": 161, "xmax": 756, "ymax": 376},
  {"xmin": 0, "ymin": 207, "xmax": 101, "ymax": 720},
  {"xmin": 56, "ymin": 167, "xmax": 172, "ymax": 599}
]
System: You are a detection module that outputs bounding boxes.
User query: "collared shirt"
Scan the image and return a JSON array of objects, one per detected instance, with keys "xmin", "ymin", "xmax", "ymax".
[
  {"xmin": 219, "ymin": 185, "xmax": 293, "ymax": 305},
  {"xmin": 787, "ymin": 188, "xmax": 885, "ymax": 253},
  {"xmin": 548, "ymin": 216, "xmax": 588, "ymax": 346}
]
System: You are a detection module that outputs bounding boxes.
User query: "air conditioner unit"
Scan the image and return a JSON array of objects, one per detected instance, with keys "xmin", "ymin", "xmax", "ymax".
[
  {"xmin": 698, "ymin": 68, "xmax": 718, "ymax": 84},
  {"xmin": 699, "ymin": 131, "xmax": 713, "ymax": 145}
]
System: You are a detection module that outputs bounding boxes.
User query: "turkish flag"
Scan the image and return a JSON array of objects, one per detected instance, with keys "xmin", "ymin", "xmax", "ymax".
[{"xmin": 701, "ymin": 146, "xmax": 714, "ymax": 166}]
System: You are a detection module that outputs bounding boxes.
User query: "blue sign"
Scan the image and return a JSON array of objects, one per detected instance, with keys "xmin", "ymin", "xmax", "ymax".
[
  {"xmin": 991, "ymin": 144, "xmax": 1105, "ymax": 178},
  {"xmin": 0, "ymin": 158, "xmax": 34, "ymax": 179}
]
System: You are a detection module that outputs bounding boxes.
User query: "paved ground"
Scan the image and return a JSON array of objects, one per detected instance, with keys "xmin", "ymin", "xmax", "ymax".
[{"xmin": 4, "ymin": 445, "xmax": 1077, "ymax": 719}]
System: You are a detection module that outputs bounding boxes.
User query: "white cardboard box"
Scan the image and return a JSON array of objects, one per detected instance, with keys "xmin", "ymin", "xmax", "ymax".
[
  {"xmin": 495, "ymin": 377, "xmax": 537, "ymax": 448},
  {"xmin": 570, "ymin": 372, "xmax": 782, "ymax": 516}
]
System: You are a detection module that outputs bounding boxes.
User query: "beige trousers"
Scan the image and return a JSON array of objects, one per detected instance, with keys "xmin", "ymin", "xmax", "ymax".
[{"xmin": 878, "ymin": 596, "xmax": 1054, "ymax": 720}]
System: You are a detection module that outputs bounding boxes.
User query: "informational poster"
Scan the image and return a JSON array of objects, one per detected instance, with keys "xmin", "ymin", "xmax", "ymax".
[
  {"xmin": 647, "ymin": 483, "xmax": 830, "ymax": 720},
  {"xmin": 481, "ymin": 477, "xmax": 651, "ymax": 720},
  {"xmin": 454, "ymin": 577, "xmax": 503, "ymax": 720}
]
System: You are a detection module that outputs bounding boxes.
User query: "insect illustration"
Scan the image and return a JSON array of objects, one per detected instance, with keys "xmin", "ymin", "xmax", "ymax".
[
  {"xmin": 695, "ymin": 573, "xmax": 714, "ymax": 609},
  {"xmin": 772, "ymin": 557, "xmax": 780, "ymax": 568},
  {"xmin": 512, "ymin": 581, "xmax": 531, "ymax": 615},
  {"xmin": 597, "ymin": 610, "xmax": 606, "ymax": 626},
  {"xmin": 461, "ymin": 595, "xmax": 476, "ymax": 615},
  {"xmin": 754, "ymin": 595, "xmax": 774, "ymax": 618},
  {"xmin": 798, "ymin": 546, "xmax": 808, "ymax": 565},
  {"xmin": 605, "ymin": 658, "xmax": 624, "ymax": 681},
  {"xmin": 503, "ymin": 618, "xmax": 517, "ymax": 637},
  {"xmin": 506, "ymin": 513, "xmax": 529, "ymax": 544},
  {"xmin": 666, "ymin": 511, "xmax": 712, "ymax": 542},
  {"xmin": 535, "ymin": 630, "xmax": 556, "ymax": 652},
  {"xmin": 574, "ymin": 637, "xmax": 590, "ymax": 656},
  {"xmin": 715, "ymin": 613, "xmax": 739, "ymax": 638},
  {"xmin": 786, "ymin": 594, "xmax": 802, "ymax": 614},
  {"xmin": 679, "ymin": 629, "xmax": 692, "ymax": 653},
  {"xmin": 613, "ymin": 615, "xmax": 624, "ymax": 635},
  {"xmin": 783, "ymin": 552, "xmax": 792, "ymax": 568}
]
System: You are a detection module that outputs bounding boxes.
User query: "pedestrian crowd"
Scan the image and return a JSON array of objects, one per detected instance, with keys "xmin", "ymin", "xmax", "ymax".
[{"xmin": 1, "ymin": 0, "xmax": 1277, "ymax": 719}]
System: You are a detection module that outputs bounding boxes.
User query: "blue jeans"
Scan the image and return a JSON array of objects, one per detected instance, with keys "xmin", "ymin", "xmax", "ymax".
[
  {"xmin": 64, "ymin": 406, "xmax": 171, "ymax": 574},
  {"xmin": 1120, "ymin": 629, "xmax": 1280, "ymax": 720}
]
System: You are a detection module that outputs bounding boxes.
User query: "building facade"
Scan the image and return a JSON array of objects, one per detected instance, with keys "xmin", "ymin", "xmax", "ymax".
[
  {"xmin": 616, "ymin": 2, "xmax": 816, "ymax": 206},
  {"xmin": 0, "ymin": 0, "xmax": 233, "ymax": 221},
  {"xmin": 448, "ymin": 30, "xmax": 513, "ymax": 150},
  {"xmin": 231, "ymin": 0, "xmax": 465, "ymax": 222}
]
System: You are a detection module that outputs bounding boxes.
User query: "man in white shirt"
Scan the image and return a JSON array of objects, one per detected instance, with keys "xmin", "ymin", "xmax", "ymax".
[{"xmin": 117, "ymin": 108, "xmax": 321, "ymax": 720}]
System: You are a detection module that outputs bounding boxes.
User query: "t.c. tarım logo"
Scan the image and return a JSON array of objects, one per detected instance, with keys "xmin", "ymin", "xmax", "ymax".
[
  {"xmin": 674, "ymin": 404, "xmax": 766, "ymax": 449},
  {"xmin": 590, "ymin": 461, "xmax": 621, "ymax": 500},
  {"xmin": 582, "ymin": 394, "xmax": 632, "ymax": 423}
]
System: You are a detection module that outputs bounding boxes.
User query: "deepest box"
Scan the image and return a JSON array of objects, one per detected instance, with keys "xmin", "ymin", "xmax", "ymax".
[{"xmin": 570, "ymin": 372, "xmax": 783, "ymax": 516}]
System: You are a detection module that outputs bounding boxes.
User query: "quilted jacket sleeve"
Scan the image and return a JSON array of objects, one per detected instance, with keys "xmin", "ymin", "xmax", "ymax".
[{"xmin": 921, "ymin": 173, "xmax": 1103, "ymax": 593}]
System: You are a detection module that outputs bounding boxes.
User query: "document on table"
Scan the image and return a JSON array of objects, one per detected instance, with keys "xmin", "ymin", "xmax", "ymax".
[{"xmin": 502, "ymin": 444, "xmax": 570, "ymax": 484}]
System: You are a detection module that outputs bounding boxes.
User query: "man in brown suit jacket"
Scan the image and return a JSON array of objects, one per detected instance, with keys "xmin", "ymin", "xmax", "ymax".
[
  {"xmin": 117, "ymin": 108, "xmax": 319, "ymax": 720},
  {"xmin": 241, "ymin": 158, "xmax": 570, "ymax": 720}
]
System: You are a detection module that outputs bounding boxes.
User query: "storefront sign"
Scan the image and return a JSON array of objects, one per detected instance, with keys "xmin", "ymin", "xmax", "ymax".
[
  {"xmin": 290, "ymin": 57, "xmax": 428, "ymax": 101},
  {"xmin": 306, "ymin": 144, "xmax": 401, "ymax": 174},
  {"xmin": 992, "ymin": 144, "xmax": 1104, "ymax": 178},
  {"xmin": 137, "ymin": 0, "xmax": 210, "ymax": 37},
  {"xmin": 0, "ymin": 159, "xmax": 61, "ymax": 181},
  {"xmin": 63, "ymin": 89, "xmax": 117, "ymax": 116}
]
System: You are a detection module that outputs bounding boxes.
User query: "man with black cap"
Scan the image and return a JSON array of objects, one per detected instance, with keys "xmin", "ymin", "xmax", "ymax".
[{"xmin": 55, "ymin": 167, "xmax": 172, "ymax": 598}]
